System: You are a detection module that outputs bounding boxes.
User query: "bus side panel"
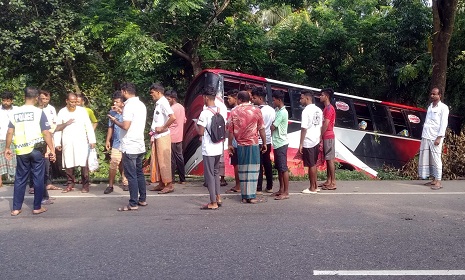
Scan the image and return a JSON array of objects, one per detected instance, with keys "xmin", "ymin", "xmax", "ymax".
[{"xmin": 341, "ymin": 129, "xmax": 421, "ymax": 169}]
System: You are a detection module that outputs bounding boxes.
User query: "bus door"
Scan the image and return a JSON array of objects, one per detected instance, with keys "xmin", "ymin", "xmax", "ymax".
[{"xmin": 289, "ymin": 89, "xmax": 303, "ymax": 121}]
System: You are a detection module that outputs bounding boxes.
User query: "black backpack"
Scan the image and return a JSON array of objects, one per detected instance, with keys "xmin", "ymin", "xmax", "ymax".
[{"xmin": 206, "ymin": 107, "xmax": 226, "ymax": 143}]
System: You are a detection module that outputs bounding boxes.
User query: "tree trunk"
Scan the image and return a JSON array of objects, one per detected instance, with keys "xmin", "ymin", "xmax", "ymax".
[
  {"xmin": 191, "ymin": 55, "xmax": 203, "ymax": 77},
  {"xmin": 431, "ymin": 0, "xmax": 459, "ymax": 95},
  {"xmin": 66, "ymin": 58, "xmax": 82, "ymax": 95}
]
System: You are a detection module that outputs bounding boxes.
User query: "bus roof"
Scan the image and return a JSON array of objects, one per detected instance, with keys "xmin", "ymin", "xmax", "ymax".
[{"xmin": 196, "ymin": 69, "xmax": 425, "ymax": 112}]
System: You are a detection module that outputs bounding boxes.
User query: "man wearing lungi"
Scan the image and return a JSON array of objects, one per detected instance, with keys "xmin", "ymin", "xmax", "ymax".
[
  {"xmin": 227, "ymin": 91, "xmax": 267, "ymax": 204},
  {"xmin": 418, "ymin": 87, "xmax": 449, "ymax": 190},
  {"xmin": 0, "ymin": 91, "xmax": 17, "ymax": 187},
  {"xmin": 148, "ymin": 84, "xmax": 176, "ymax": 194}
]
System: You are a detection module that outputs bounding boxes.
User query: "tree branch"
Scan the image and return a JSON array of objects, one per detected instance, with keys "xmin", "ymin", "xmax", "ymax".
[{"xmin": 170, "ymin": 46, "xmax": 191, "ymax": 62}]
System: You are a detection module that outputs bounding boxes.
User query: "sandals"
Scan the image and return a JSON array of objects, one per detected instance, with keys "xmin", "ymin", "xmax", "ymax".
[
  {"xmin": 321, "ymin": 186, "xmax": 337, "ymax": 190},
  {"xmin": 29, "ymin": 188, "xmax": 34, "ymax": 194},
  {"xmin": 241, "ymin": 198, "xmax": 264, "ymax": 204},
  {"xmin": 275, "ymin": 194, "xmax": 290, "ymax": 200},
  {"xmin": 32, "ymin": 207, "xmax": 47, "ymax": 215},
  {"xmin": 62, "ymin": 186, "xmax": 74, "ymax": 193},
  {"xmin": 46, "ymin": 185, "xmax": 62, "ymax": 191},
  {"xmin": 158, "ymin": 187, "xmax": 174, "ymax": 194},
  {"xmin": 117, "ymin": 205, "xmax": 139, "ymax": 212},
  {"xmin": 11, "ymin": 210, "xmax": 22, "ymax": 216},
  {"xmin": 138, "ymin": 201, "xmax": 148, "ymax": 206},
  {"xmin": 225, "ymin": 188, "xmax": 240, "ymax": 194},
  {"xmin": 200, "ymin": 204, "xmax": 218, "ymax": 210}
]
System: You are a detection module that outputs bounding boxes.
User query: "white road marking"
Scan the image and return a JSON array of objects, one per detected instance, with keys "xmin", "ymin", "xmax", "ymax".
[
  {"xmin": 1, "ymin": 191, "xmax": 465, "ymax": 200},
  {"xmin": 314, "ymin": 270, "xmax": 465, "ymax": 276}
]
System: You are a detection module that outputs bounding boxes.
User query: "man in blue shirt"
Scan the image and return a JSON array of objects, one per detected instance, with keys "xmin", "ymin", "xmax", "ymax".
[{"xmin": 104, "ymin": 91, "xmax": 128, "ymax": 194}]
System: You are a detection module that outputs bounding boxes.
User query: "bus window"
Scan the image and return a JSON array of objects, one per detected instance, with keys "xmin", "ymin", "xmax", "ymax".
[
  {"xmin": 354, "ymin": 102, "xmax": 374, "ymax": 131},
  {"xmin": 289, "ymin": 90, "xmax": 303, "ymax": 120},
  {"xmin": 390, "ymin": 108, "xmax": 410, "ymax": 137},
  {"xmin": 402, "ymin": 110, "xmax": 425, "ymax": 139},
  {"xmin": 282, "ymin": 89, "xmax": 292, "ymax": 119},
  {"xmin": 224, "ymin": 78, "xmax": 242, "ymax": 93},
  {"xmin": 371, "ymin": 104, "xmax": 393, "ymax": 134},
  {"xmin": 334, "ymin": 97, "xmax": 356, "ymax": 129}
]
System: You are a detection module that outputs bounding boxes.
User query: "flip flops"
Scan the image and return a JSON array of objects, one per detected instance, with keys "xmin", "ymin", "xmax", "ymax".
[
  {"xmin": 274, "ymin": 194, "xmax": 289, "ymax": 200},
  {"xmin": 11, "ymin": 210, "xmax": 22, "ymax": 216},
  {"xmin": 200, "ymin": 204, "xmax": 219, "ymax": 210},
  {"xmin": 32, "ymin": 207, "xmax": 47, "ymax": 215},
  {"xmin": 225, "ymin": 188, "xmax": 240, "ymax": 194},
  {"xmin": 46, "ymin": 185, "xmax": 62, "ymax": 190},
  {"xmin": 117, "ymin": 205, "xmax": 138, "ymax": 212}
]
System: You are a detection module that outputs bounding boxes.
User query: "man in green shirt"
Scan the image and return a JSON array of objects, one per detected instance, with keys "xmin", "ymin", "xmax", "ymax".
[
  {"xmin": 77, "ymin": 94, "xmax": 98, "ymax": 130},
  {"xmin": 271, "ymin": 90, "xmax": 289, "ymax": 200}
]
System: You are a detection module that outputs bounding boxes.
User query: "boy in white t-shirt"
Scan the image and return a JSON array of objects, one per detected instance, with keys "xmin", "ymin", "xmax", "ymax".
[
  {"xmin": 299, "ymin": 90, "xmax": 323, "ymax": 194},
  {"xmin": 196, "ymin": 88, "xmax": 224, "ymax": 210}
]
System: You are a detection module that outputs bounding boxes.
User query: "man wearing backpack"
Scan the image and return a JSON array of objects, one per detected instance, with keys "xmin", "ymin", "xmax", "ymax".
[
  {"xmin": 196, "ymin": 88, "xmax": 225, "ymax": 210},
  {"xmin": 228, "ymin": 91, "xmax": 267, "ymax": 204}
]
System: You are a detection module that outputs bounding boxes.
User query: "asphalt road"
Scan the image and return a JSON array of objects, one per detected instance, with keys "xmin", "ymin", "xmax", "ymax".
[{"xmin": 1, "ymin": 180, "xmax": 465, "ymax": 280}]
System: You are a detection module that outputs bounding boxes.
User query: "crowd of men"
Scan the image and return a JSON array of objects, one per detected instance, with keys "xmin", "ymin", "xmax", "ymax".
[{"xmin": 0, "ymin": 83, "xmax": 449, "ymax": 215}]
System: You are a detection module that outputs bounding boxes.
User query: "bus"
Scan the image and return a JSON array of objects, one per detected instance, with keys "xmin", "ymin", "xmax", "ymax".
[{"xmin": 182, "ymin": 69, "xmax": 461, "ymax": 178}]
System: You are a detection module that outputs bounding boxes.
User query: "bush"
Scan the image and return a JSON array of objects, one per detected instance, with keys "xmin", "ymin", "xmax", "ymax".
[{"xmin": 400, "ymin": 128, "xmax": 465, "ymax": 180}]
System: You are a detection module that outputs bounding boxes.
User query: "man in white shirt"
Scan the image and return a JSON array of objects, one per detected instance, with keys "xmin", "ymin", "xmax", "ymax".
[
  {"xmin": 251, "ymin": 87, "xmax": 275, "ymax": 194},
  {"xmin": 54, "ymin": 93, "xmax": 96, "ymax": 193},
  {"xmin": 0, "ymin": 91, "xmax": 17, "ymax": 187},
  {"xmin": 299, "ymin": 90, "xmax": 323, "ymax": 194},
  {"xmin": 418, "ymin": 87, "xmax": 449, "ymax": 190},
  {"xmin": 148, "ymin": 84, "xmax": 176, "ymax": 194},
  {"xmin": 109, "ymin": 82, "xmax": 147, "ymax": 211},
  {"xmin": 196, "ymin": 88, "xmax": 224, "ymax": 210},
  {"xmin": 38, "ymin": 90, "xmax": 60, "ymax": 192}
]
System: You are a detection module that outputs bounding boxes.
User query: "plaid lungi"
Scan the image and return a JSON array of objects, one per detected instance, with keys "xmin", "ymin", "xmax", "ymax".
[
  {"xmin": 0, "ymin": 140, "xmax": 16, "ymax": 177},
  {"xmin": 237, "ymin": 145, "xmax": 260, "ymax": 200}
]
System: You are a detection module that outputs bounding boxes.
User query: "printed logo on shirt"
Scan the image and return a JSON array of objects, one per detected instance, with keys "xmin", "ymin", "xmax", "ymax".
[{"xmin": 14, "ymin": 112, "xmax": 34, "ymax": 122}]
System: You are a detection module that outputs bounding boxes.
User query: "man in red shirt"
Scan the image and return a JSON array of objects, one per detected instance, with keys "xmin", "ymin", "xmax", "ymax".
[
  {"xmin": 228, "ymin": 91, "xmax": 267, "ymax": 204},
  {"xmin": 319, "ymin": 88, "xmax": 336, "ymax": 190},
  {"xmin": 166, "ymin": 90, "xmax": 187, "ymax": 184}
]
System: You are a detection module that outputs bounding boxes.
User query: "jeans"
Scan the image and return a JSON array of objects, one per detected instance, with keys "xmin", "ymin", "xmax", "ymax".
[
  {"xmin": 13, "ymin": 149, "xmax": 45, "ymax": 210},
  {"xmin": 258, "ymin": 144, "xmax": 273, "ymax": 191},
  {"xmin": 123, "ymin": 152, "xmax": 146, "ymax": 207},
  {"xmin": 28, "ymin": 159, "xmax": 51, "ymax": 199}
]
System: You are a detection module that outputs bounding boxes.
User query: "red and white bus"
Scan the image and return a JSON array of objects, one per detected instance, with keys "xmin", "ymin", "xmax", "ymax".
[{"xmin": 182, "ymin": 69, "xmax": 461, "ymax": 178}]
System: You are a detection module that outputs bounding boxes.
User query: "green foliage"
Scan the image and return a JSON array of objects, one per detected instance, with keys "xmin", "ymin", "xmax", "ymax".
[{"xmin": 1, "ymin": 1, "xmax": 465, "ymax": 181}]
